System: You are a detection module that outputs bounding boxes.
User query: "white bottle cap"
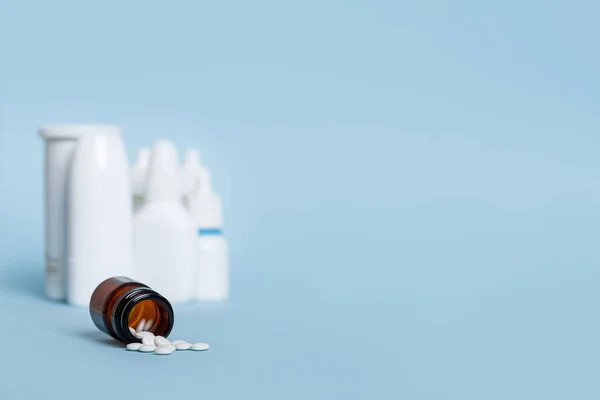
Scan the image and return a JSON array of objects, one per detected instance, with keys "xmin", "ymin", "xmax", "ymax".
[
  {"xmin": 184, "ymin": 149, "xmax": 201, "ymax": 167},
  {"xmin": 39, "ymin": 124, "xmax": 120, "ymax": 140},
  {"xmin": 188, "ymin": 174, "xmax": 223, "ymax": 229},
  {"xmin": 67, "ymin": 129, "xmax": 134, "ymax": 306},
  {"xmin": 181, "ymin": 148, "xmax": 211, "ymax": 198},
  {"xmin": 145, "ymin": 140, "xmax": 181, "ymax": 204}
]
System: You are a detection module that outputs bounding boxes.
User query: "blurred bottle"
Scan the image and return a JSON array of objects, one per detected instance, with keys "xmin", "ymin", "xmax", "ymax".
[
  {"xmin": 180, "ymin": 149, "xmax": 210, "ymax": 209},
  {"xmin": 134, "ymin": 140, "xmax": 195, "ymax": 303},
  {"xmin": 39, "ymin": 125, "xmax": 115, "ymax": 301},
  {"xmin": 130, "ymin": 148, "xmax": 150, "ymax": 213},
  {"xmin": 188, "ymin": 174, "xmax": 229, "ymax": 301},
  {"xmin": 67, "ymin": 129, "xmax": 134, "ymax": 306}
]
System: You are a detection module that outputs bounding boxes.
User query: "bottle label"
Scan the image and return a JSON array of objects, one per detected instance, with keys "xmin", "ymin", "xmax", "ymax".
[{"xmin": 198, "ymin": 228, "xmax": 223, "ymax": 236}]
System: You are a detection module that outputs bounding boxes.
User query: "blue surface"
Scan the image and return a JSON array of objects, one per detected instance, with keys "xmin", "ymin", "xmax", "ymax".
[{"xmin": 1, "ymin": 0, "xmax": 600, "ymax": 399}]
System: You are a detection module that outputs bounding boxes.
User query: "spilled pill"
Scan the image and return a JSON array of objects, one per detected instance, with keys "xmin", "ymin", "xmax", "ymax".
[
  {"xmin": 138, "ymin": 344, "xmax": 156, "ymax": 353},
  {"xmin": 154, "ymin": 345, "xmax": 174, "ymax": 355},
  {"xmin": 190, "ymin": 343, "xmax": 210, "ymax": 351},
  {"xmin": 126, "ymin": 343, "xmax": 142, "ymax": 351},
  {"xmin": 142, "ymin": 334, "xmax": 156, "ymax": 345},
  {"xmin": 174, "ymin": 342, "xmax": 192, "ymax": 350},
  {"xmin": 154, "ymin": 336, "xmax": 170, "ymax": 346},
  {"xmin": 135, "ymin": 330, "xmax": 153, "ymax": 339}
]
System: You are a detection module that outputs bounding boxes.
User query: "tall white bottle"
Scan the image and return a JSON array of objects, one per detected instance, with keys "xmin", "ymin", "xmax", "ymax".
[
  {"xmin": 39, "ymin": 124, "xmax": 116, "ymax": 301},
  {"xmin": 67, "ymin": 129, "xmax": 135, "ymax": 306},
  {"xmin": 134, "ymin": 140, "xmax": 195, "ymax": 303},
  {"xmin": 188, "ymin": 175, "xmax": 229, "ymax": 301},
  {"xmin": 181, "ymin": 149, "xmax": 210, "ymax": 209},
  {"xmin": 130, "ymin": 148, "xmax": 150, "ymax": 213}
]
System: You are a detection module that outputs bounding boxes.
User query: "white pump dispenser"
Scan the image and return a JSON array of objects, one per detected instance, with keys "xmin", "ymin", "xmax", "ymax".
[
  {"xmin": 188, "ymin": 174, "xmax": 229, "ymax": 301},
  {"xmin": 133, "ymin": 140, "xmax": 195, "ymax": 303}
]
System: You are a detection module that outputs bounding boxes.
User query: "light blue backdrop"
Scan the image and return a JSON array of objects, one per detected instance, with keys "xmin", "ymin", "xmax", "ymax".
[{"xmin": 0, "ymin": 1, "xmax": 599, "ymax": 399}]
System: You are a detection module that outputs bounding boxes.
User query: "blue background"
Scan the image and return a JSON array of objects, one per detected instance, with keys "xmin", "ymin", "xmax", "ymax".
[{"xmin": 1, "ymin": 0, "xmax": 599, "ymax": 398}]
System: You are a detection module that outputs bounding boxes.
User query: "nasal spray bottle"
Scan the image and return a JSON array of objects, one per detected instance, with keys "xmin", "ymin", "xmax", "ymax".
[
  {"xmin": 134, "ymin": 140, "xmax": 195, "ymax": 303},
  {"xmin": 130, "ymin": 148, "xmax": 150, "ymax": 213},
  {"xmin": 188, "ymin": 175, "xmax": 229, "ymax": 301},
  {"xmin": 67, "ymin": 129, "xmax": 135, "ymax": 306},
  {"xmin": 181, "ymin": 149, "xmax": 210, "ymax": 210}
]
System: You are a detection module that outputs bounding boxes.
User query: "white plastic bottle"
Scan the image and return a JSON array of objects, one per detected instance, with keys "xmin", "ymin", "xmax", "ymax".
[
  {"xmin": 67, "ymin": 129, "xmax": 135, "ymax": 306},
  {"xmin": 188, "ymin": 175, "xmax": 229, "ymax": 301},
  {"xmin": 39, "ymin": 124, "xmax": 114, "ymax": 301},
  {"xmin": 134, "ymin": 140, "xmax": 196, "ymax": 303},
  {"xmin": 181, "ymin": 149, "xmax": 210, "ymax": 209},
  {"xmin": 130, "ymin": 148, "xmax": 150, "ymax": 213}
]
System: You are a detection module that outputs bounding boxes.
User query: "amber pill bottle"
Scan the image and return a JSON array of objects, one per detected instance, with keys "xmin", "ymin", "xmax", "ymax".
[{"xmin": 89, "ymin": 276, "xmax": 174, "ymax": 344}]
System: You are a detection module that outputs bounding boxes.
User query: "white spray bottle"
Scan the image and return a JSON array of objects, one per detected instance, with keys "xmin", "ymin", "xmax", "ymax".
[
  {"xmin": 188, "ymin": 174, "xmax": 229, "ymax": 301},
  {"xmin": 67, "ymin": 129, "xmax": 135, "ymax": 306},
  {"xmin": 130, "ymin": 148, "xmax": 150, "ymax": 213},
  {"xmin": 181, "ymin": 149, "xmax": 210, "ymax": 209},
  {"xmin": 133, "ymin": 140, "xmax": 196, "ymax": 303}
]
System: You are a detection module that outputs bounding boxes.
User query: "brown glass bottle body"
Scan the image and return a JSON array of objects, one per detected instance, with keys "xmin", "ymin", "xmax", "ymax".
[{"xmin": 89, "ymin": 276, "xmax": 174, "ymax": 343}]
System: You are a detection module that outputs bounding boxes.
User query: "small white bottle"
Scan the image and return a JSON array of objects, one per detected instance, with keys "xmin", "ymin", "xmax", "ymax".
[
  {"xmin": 188, "ymin": 175, "xmax": 229, "ymax": 301},
  {"xmin": 130, "ymin": 148, "xmax": 150, "ymax": 213},
  {"xmin": 67, "ymin": 129, "xmax": 135, "ymax": 306},
  {"xmin": 134, "ymin": 140, "xmax": 195, "ymax": 303},
  {"xmin": 180, "ymin": 149, "xmax": 210, "ymax": 209}
]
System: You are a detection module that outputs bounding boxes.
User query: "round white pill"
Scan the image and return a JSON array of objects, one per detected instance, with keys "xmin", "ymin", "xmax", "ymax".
[
  {"xmin": 190, "ymin": 343, "xmax": 210, "ymax": 351},
  {"xmin": 138, "ymin": 344, "xmax": 156, "ymax": 353},
  {"xmin": 170, "ymin": 340, "xmax": 186, "ymax": 346},
  {"xmin": 154, "ymin": 345, "xmax": 174, "ymax": 355},
  {"xmin": 142, "ymin": 334, "xmax": 156, "ymax": 345},
  {"xmin": 135, "ymin": 330, "xmax": 153, "ymax": 339},
  {"xmin": 126, "ymin": 342, "xmax": 142, "ymax": 351},
  {"xmin": 174, "ymin": 342, "xmax": 191, "ymax": 350},
  {"xmin": 154, "ymin": 336, "xmax": 170, "ymax": 346},
  {"xmin": 129, "ymin": 327, "xmax": 136, "ymax": 335}
]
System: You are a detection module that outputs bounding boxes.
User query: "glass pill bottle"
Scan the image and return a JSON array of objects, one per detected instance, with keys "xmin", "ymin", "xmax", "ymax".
[{"xmin": 89, "ymin": 276, "xmax": 174, "ymax": 343}]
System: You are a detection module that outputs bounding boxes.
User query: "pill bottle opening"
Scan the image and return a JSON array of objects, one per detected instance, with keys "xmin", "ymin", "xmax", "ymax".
[
  {"xmin": 128, "ymin": 300, "xmax": 167, "ymax": 333},
  {"xmin": 119, "ymin": 294, "xmax": 174, "ymax": 343}
]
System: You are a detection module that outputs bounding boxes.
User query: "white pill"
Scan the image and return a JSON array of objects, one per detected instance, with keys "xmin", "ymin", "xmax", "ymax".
[
  {"xmin": 135, "ymin": 330, "xmax": 153, "ymax": 339},
  {"xmin": 174, "ymin": 342, "xmax": 192, "ymax": 350},
  {"xmin": 154, "ymin": 336, "xmax": 170, "ymax": 346},
  {"xmin": 154, "ymin": 345, "xmax": 174, "ymax": 355},
  {"xmin": 190, "ymin": 343, "xmax": 210, "ymax": 351},
  {"xmin": 129, "ymin": 327, "xmax": 136, "ymax": 335},
  {"xmin": 142, "ymin": 334, "xmax": 156, "ymax": 345},
  {"xmin": 126, "ymin": 342, "xmax": 143, "ymax": 351},
  {"xmin": 138, "ymin": 344, "xmax": 156, "ymax": 353},
  {"xmin": 144, "ymin": 319, "xmax": 154, "ymax": 331},
  {"xmin": 136, "ymin": 319, "xmax": 146, "ymax": 332},
  {"xmin": 170, "ymin": 340, "xmax": 186, "ymax": 346}
]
